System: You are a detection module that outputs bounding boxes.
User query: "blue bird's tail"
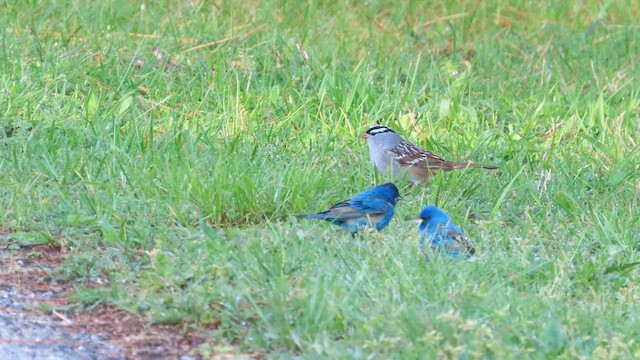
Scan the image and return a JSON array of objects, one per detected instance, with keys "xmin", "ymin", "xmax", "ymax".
[{"xmin": 294, "ymin": 213, "xmax": 329, "ymax": 219}]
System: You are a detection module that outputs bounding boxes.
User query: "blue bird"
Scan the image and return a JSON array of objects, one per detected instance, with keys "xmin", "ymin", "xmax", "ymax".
[
  {"xmin": 416, "ymin": 205, "xmax": 475, "ymax": 259},
  {"xmin": 296, "ymin": 183, "xmax": 401, "ymax": 232}
]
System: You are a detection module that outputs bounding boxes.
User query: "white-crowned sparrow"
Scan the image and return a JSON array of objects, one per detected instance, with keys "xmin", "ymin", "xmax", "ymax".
[{"xmin": 362, "ymin": 125, "xmax": 498, "ymax": 184}]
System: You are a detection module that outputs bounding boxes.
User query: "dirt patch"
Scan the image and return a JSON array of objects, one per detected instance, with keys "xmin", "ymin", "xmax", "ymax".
[{"xmin": 0, "ymin": 243, "xmax": 209, "ymax": 359}]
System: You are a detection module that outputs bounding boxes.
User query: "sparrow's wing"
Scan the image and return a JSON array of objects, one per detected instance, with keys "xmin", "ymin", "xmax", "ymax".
[
  {"xmin": 388, "ymin": 140, "xmax": 497, "ymax": 172},
  {"xmin": 387, "ymin": 141, "xmax": 448, "ymax": 169}
]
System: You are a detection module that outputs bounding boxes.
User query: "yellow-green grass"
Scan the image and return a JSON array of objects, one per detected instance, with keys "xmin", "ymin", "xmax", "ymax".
[{"xmin": 1, "ymin": 0, "xmax": 639, "ymax": 357}]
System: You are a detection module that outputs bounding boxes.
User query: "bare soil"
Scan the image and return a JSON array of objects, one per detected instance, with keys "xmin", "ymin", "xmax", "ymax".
[{"xmin": 0, "ymin": 243, "xmax": 209, "ymax": 359}]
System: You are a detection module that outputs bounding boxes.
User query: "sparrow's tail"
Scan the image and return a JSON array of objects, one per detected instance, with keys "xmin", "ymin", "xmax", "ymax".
[
  {"xmin": 467, "ymin": 162, "xmax": 499, "ymax": 170},
  {"xmin": 441, "ymin": 161, "xmax": 499, "ymax": 171}
]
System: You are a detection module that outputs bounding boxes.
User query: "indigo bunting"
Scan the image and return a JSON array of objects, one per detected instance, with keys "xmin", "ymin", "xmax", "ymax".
[
  {"xmin": 416, "ymin": 205, "xmax": 475, "ymax": 258},
  {"xmin": 296, "ymin": 183, "xmax": 401, "ymax": 232}
]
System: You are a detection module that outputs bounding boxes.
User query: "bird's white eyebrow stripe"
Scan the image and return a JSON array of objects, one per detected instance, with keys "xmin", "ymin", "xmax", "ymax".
[{"xmin": 367, "ymin": 126, "xmax": 393, "ymax": 135}]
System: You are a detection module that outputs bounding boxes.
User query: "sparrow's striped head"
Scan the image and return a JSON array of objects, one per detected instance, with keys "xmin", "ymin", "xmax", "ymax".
[{"xmin": 361, "ymin": 125, "xmax": 396, "ymax": 138}]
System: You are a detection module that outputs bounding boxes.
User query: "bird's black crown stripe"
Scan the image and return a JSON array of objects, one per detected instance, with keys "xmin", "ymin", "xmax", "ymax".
[{"xmin": 366, "ymin": 125, "xmax": 395, "ymax": 135}]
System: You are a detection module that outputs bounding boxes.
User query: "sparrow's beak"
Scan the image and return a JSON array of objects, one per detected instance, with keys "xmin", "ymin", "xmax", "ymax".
[{"xmin": 360, "ymin": 133, "xmax": 369, "ymax": 139}]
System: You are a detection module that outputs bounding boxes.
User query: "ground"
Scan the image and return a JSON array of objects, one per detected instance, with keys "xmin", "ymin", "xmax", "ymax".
[{"xmin": 0, "ymin": 242, "xmax": 214, "ymax": 359}]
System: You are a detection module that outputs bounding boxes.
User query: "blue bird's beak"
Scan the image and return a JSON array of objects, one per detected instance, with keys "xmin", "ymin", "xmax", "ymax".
[{"xmin": 410, "ymin": 217, "xmax": 423, "ymax": 224}]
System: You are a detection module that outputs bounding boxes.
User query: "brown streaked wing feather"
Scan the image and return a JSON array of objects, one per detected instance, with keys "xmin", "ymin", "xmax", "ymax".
[
  {"xmin": 389, "ymin": 141, "xmax": 497, "ymax": 172},
  {"xmin": 387, "ymin": 141, "xmax": 447, "ymax": 168}
]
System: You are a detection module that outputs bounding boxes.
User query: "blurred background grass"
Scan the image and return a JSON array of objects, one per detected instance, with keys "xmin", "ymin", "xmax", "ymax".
[{"xmin": 1, "ymin": 0, "xmax": 639, "ymax": 357}]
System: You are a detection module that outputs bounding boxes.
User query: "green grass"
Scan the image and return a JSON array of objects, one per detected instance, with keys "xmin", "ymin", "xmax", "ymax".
[{"xmin": 1, "ymin": 0, "xmax": 639, "ymax": 357}]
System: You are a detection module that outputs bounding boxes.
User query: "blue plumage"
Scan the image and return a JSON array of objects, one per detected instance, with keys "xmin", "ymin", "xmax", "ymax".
[
  {"xmin": 296, "ymin": 183, "xmax": 401, "ymax": 232},
  {"xmin": 416, "ymin": 205, "xmax": 475, "ymax": 259}
]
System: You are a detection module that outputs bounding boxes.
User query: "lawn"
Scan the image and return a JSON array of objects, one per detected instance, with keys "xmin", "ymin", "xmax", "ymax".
[{"xmin": 1, "ymin": 0, "xmax": 639, "ymax": 357}]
